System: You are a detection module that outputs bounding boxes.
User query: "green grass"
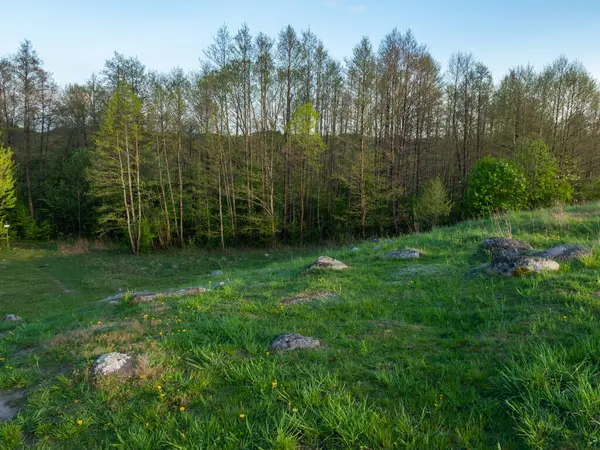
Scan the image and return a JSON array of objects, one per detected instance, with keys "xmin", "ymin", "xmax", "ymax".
[{"xmin": 1, "ymin": 203, "xmax": 600, "ymax": 449}]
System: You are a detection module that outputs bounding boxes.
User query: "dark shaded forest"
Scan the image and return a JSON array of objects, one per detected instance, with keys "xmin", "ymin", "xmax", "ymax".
[{"xmin": 1, "ymin": 24, "xmax": 599, "ymax": 251}]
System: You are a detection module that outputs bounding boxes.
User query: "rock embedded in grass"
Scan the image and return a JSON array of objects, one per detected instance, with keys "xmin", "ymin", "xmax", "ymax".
[
  {"xmin": 490, "ymin": 255, "xmax": 559, "ymax": 277},
  {"xmin": 534, "ymin": 244, "xmax": 592, "ymax": 262},
  {"xmin": 130, "ymin": 287, "xmax": 206, "ymax": 304},
  {"xmin": 0, "ymin": 390, "xmax": 24, "ymax": 422},
  {"xmin": 2, "ymin": 314, "xmax": 22, "ymax": 322},
  {"xmin": 310, "ymin": 256, "xmax": 349, "ymax": 270},
  {"xmin": 91, "ymin": 352, "xmax": 135, "ymax": 377},
  {"xmin": 210, "ymin": 270, "xmax": 224, "ymax": 277},
  {"xmin": 385, "ymin": 249, "xmax": 422, "ymax": 259},
  {"xmin": 280, "ymin": 290, "xmax": 337, "ymax": 305},
  {"xmin": 270, "ymin": 333, "xmax": 321, "ymax": 351},
  {"xmin": 482, "ymin": 237, "xmax": 532, "ymax": 253}
]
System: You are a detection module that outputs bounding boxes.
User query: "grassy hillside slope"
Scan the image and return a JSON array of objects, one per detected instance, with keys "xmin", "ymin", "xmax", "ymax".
[{"xmin": 1, "ymin": 203, "xmax": 599, "ymax": 449}]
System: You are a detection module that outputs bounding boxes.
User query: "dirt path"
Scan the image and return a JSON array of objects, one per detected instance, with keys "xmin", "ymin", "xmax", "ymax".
[{"xmin": 30, "ymin": 264, "xmax": 75, "ymax": 295}]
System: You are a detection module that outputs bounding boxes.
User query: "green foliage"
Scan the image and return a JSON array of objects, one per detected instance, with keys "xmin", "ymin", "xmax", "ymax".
[
  {"xmin": 41, "ymin": 148, "xmax": 94, "ymax": 237},
  {"xmin": 8, "ymin": 203, "xmax": 53, "ymax": 240},
  {"xmin": 514, "ymin": 139, "xmax": 573, "ymax": 207},
  {"xmin": 463, "ymin": 157, "xmax": 527, "ymax": 217},
  {"xmin": 414, "ymin": 177, "xmax": 453, "ymax": 229},
  {"xmin": 0, "ymin": 137, "xmax": 16, "ymax": 221}
]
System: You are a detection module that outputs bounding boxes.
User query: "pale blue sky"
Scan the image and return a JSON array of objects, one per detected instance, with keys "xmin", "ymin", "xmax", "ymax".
[{"xmin": 1, "ymin": 0, "xmax": 599, "ymax": 85}]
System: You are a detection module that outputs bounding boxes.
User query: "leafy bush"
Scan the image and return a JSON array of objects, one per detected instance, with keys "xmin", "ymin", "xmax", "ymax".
[
  {"xmin": 514, "ymin": 139, "xmax": 573, "ymax": 207},
  {"xmin": 463, "ymin": 157, "xmax": 527, "ymax": 217},
  {"xmin": 414, "ymin": 177, "xmax": 453, "ymax": 229}
]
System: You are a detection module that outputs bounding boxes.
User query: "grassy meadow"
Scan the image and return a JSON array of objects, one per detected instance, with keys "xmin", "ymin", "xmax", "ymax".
[{"xmin": 1, "ymin": 203, "xmax": 600, "ymax": 449}]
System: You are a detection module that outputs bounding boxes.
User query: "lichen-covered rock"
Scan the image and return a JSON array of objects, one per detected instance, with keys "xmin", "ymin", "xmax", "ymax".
[
  {"xmin": 280, "ymin": 290, "xmax": 337, "ymax": 305},
  {"xmin": 483, "ymin": 237, "xmax": 532, "ymax": 253},
  {"xmin": 385, "ymin": 249, "xmax": 422, "ymax": 259},
  {"xmin": 310, "ymin": 256, "xmax": 349, "ymax": 271},
  {"xmin": 91, "ymin": 353, "xmax": 135, "ymax": 377},
  {"xmin": 534, "ymin": 244, "xmax": 592, "ymax": 262},
  {"xmin": 490, "ymin": 255, "xmax": 559, "ymax": 277},
  {"xmin": 2, "ymin": 314, "xmax": 22, "ymax": 322},
  {"xmin": 270, "ymin": 333, "xmax": 321, "ymax": 351}
]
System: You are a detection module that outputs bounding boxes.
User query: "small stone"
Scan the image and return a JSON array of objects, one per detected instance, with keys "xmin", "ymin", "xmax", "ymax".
[
  {"xmin": 310, "ymin": 256, "xmax": 349, "ymax": 271},
  {"xmin": 490, "ymin": 255, "xmax": 559, "ymax": 277},
  {"xmin": 373, "ymin": 245, "xmax": 382, "ymax": 251},
  {"xmin": 350, "ymin": 247, "xmax": 359, "ymax": 252},
  {"xmin": 270, "ymin": 333, "xmax": 321, "ymax": 351},
  {"xmin": 385, "ymin": 249, "xmax": 422, "ymax": 259},
  {"xmin": 210, "ymin": 270, "xmax": 224, "ymax": 277},
  {"xmin": 2, "ymin": 314, "xmax": 22, "ymax": 322},
  {"xmin": 534, "ymin": 245, "xmax": 592, "ymax": 262},
  {"xmin": 91, "ymin": 352, "xmax": 134, "ymax": 377},
  {"xmin": 482, "ymin": 237, "xmax": 532, "ymax": 253}
]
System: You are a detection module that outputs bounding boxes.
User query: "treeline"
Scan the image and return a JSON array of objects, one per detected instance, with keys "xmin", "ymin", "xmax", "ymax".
[{"xmin": 1, "ymin": 25, "xmax": 599, "ymax": 250}]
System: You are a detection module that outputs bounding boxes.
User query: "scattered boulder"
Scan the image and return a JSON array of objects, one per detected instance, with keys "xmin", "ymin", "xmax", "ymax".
[
  {"xmin": 270, "ymin": 333, "xmax": 321, "ymax": 351},
  {"xmin": 2, "ymin": 314, "xmax": 22, "ymax": 322},
  {"xmin": 91, "ymin": 352, "xmax": 135, "ymax": 377},
  {"xmin": 385, "ymin": 249, "xmax": 422, "ymax": 259},
  {"xmin": 310, "ymin": 256, "xmax": 349, "ymax": 271},
  {"xmin": 280, "ymin": 290, "xmax": 337, "ymax": 305},
  {"xmin": 534, "ymin": 244, "xmax": 592, "ymax": 262},
  {"xmin": 490, "ymin": 255, "xmax": 559, "ymax": 277},
  {"xmin": 210, "ymin": 270, "xmax": 224, "ymax": 277},
  {"xmin": 482, "ymin": 237, "xmax": 532, "ymax": 253}
]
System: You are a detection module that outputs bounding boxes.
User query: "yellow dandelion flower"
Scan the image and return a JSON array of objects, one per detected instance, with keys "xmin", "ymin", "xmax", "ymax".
[
  {"xmin": 292, "ymin": 408, "xmax": 298, "ymax": 413},
  {"xmin": 143, "ymin": 314, "xmax": 149, "ymax": 319},
  {"xmin": 239, "ymin": 413, "xmax": 245, "ymax": 419},
  {"xmin": 77, "ymin": 419, "xmax": 83, "ymax": 425},
  {"xmin": 156, "ymin": 385, "xmax": 162, "ymax": 390},
  {"xmin": 160, "ymin": 393, "xmax": 166, "ymax": 398},
  {"xmin": 97, "ymin": 321, "xmax": 102, "ymax": 325},
  {"xmin": 179, "ymin": 406, "xmax": 185, "ymax": 412},
  {"xmin": 271, "ymin": 379, "xmax": 278, "ymax": 389},
  {"xmin": 563, "ymin": 315, "xmax": 568, "ymax": 320},
  {"xmin": 288, "ymin": 402, "xmax": 292, "ymax": 407},
  {"xmin": 73, "ymin": 399, "xmax": 79, "ymax": 404}
]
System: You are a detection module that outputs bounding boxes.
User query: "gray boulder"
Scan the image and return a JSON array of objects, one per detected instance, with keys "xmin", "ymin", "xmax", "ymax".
[
  {"xmin": 310, "ymin": 256, "xmax": 349, "ymax": 271},
  {"xmin": 2, "ymin": 314, "xmax": 22, "ymax": 322},
  {"xmin": 534, "ymin": 244, "xmax": 592, "ymax": 262},
  {"xmin": 210, "ymin": 270, "xmax": 224, "ymax": 277},
  {"xmin": 91, "ymin": 352, "xmax": 135, "ymax": 377},
  {"xmin": 483, "ymin": 237, "xmax": 532, "ymax": 253},
  {"xmin": 385, "ymin": 249, "xmax": 422, "ymax": 259},
  {"xmin": 490, "ymin": 255, "xmax": 559, "ymax": 277},
  {"xmin": 270, "ymin": 333, "xmax": 321, "ymax": 351}
]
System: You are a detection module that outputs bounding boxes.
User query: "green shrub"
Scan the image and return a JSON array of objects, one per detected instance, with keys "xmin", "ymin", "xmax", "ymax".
[
  {"xmin": 414, "ymin": 177, "xmax": 453, "ymax": 229},
  {"xmin": 514, "ymin": 139, "xmax": 573, "ymax": 207},
  {"xmin": 463, "ymin": 157, "xmax": 527, "ymax": 217}
]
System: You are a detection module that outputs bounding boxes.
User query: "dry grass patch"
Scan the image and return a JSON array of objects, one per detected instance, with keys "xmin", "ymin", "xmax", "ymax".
[{"xmin": 280, "ymin": 290, "xmax": 338, "ymax": 305}]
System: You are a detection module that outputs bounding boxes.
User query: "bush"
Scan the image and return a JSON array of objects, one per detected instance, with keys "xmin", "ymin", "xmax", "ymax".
[
  {"xmin": 414, "ymin": 178, "xmax": 453, "ymax": 229},
  {"xmin": 514, "ymin": 139, "xmax": 573, "ymax": 207},
  {"xmin": 463, "ymin": 157, "xmax": 527, "ymax": 217}
]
